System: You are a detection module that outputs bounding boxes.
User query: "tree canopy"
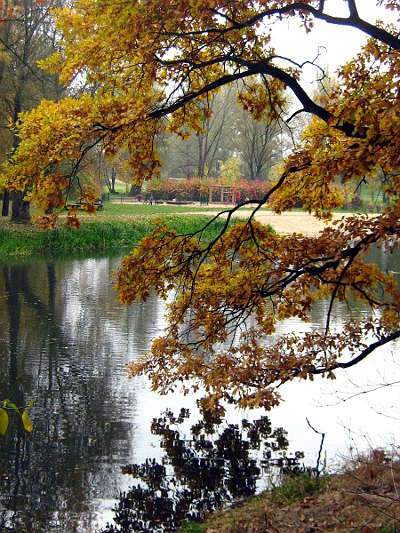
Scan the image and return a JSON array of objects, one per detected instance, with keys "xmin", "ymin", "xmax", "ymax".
[{"xmin": 2, "ymin": 0, "xmax": 400, "ymax": 411}]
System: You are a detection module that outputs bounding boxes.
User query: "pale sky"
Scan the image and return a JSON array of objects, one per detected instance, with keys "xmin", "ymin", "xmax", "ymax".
[{"xmin": 270, "ymin": 0, "xmax": 397, "ymax": 84}]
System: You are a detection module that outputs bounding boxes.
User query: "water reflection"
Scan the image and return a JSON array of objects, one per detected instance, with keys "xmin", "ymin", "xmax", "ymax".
[
  {"xmin": 102, "ymin": 408, "xmax": 303, "ymax": 533},
  {"xmin": 0, "ymin": 246, "xmax": 398, "ymax": 531},
  {"xmin": 0, "ymin": 258, "xmax": 163, "ymax": 532}
]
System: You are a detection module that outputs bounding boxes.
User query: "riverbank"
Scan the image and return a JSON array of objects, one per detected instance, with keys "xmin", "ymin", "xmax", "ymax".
[
  {"xmin": 0, "ymin": 206, "xmax": 373, "ymax": 260},
  {"xmin": 181, "ymin": 450, "xmax": 400, "ymax": 532},
  {"xmin": 0, "ymin": 215, "xmax": 232, "ymax": 260}
]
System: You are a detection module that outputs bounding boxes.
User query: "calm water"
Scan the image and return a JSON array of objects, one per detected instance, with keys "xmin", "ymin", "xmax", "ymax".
[{"xmin": 0, "ymin": 249, "xmax": 399, "ymax": 531}]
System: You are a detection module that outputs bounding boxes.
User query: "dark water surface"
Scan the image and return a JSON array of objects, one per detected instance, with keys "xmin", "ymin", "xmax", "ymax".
[{"xmin": 0, "ymin": 248, "xmax": 399, "ymax": 531}]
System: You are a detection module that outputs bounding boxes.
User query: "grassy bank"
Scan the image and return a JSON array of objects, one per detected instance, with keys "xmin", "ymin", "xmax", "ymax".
[
  {"xmin": 0, "ymin": 215, "xmax": 233, "ymax": 260},
  {"xmin": 180, "ymin": 451, "xmax": 400, "ymax": 532}
]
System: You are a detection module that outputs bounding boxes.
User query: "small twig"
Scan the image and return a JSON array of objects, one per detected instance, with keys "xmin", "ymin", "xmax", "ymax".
[{"xmin": 306, "ymin": 417, "xmax": 325, "ymax": 477}]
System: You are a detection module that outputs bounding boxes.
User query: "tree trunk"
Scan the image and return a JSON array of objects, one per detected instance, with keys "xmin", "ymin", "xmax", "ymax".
[
  {"xmin": 11, "ymin": 191, "xmax": 30, "ymax": 223},
  {"xmin": 2, "ymin": 189, "xmax": 10, "ymax": 216},
  {"xmin": 111, "ymin": 167, "xmax": 116, "ymax": 193},
  {"xmin": 198, "ymin": 135, "xmax": 204, "ymax": 178},
  {"xmin": 10, "ymin": 59, "xmax": 30, "ymax": 223},
  {"xmin": 129, "ymin": 184, "xmax": 141, "ymax": 196}
]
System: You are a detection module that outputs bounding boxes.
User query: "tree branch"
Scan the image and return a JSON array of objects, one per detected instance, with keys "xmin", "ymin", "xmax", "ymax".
[
  {"xmin": 315, "ymin": 330, "xmax": 400, "ymax": 373},
  {"xmin": 347, "ymin": 0, "xmax": 359, "ymax": 19},
  {"xmin": 161, "ymin": 3, "xmax": 399, "ymax": 51}
]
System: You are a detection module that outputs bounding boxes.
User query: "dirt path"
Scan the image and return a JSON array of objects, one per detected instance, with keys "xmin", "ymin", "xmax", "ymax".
[
  {"xmin": 196, "ymin": 207, "xmax": 361, "ymax": 236},
  {"xmin": 241, "ymin": 210, "xmax": 354, "ymax": 236}
]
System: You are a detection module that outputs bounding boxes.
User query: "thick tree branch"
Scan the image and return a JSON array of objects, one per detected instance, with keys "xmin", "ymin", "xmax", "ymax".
[
  {"xmin": 162, "ymin": 3, "xmax": 400, "ymax": 51},
  {"xmin": 149, "ymin": 70, "xmax": 253, "ymax": 119},
  {"xmin": 257, "ymin": 3, "xmax": 399, "ymax": 50},
  {"xmin": 347, "ymin": 0, "xmax": 359, "ymax": 19},
  {"xmin": 149, "ymin": 59, "xmax": 361, "ymax": 138},
  {"xmin": 314, "ymin": 330, "xmax": 400, "ymax": 373}
]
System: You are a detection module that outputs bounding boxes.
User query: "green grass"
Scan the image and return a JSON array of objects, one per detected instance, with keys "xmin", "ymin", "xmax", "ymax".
[
  {"xmin": 271, "ymin": 473, "xmax": 328, "ymax": 504},
  {"xmin": 180, "ymin": 522, "xmax": 208, "ymax": 533},
  {"xmin": 99, "ymin": 200, "xmax": 224, "ymax": 216},
  {"xmin": 379, "ymin": 526, "xmax": 400, "ymax": 533},
  {"xmin": 0, "ymin": 215, "xmax": 236, "ymax": 261}
]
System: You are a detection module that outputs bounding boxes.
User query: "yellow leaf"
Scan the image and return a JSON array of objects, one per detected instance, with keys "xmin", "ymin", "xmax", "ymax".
[
  {"xmin": 0, "ymin": 408, "xmax": 8, "ymax": 436},
  {"xmin": 22, "ymin": 409, "xmax": 33, "ymax": 433}
]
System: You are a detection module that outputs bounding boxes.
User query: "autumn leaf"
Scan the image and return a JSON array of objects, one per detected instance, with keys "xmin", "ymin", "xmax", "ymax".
[
  {"xmin": 0, "ymin": 408, "xmax": 8, "ymax": 436},
  {"xmin": 21, "ymin": 409, "xmax": 33, "ymax": 433}
]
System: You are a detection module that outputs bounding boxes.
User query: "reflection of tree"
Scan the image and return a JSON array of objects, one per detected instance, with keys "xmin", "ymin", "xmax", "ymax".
[
  {"xmin": 103, "ymin": 408, "xmax": 302, "ymax": 533},
  {"xmin": 0, "ymin": 259, "xmax": 139, "ymax": 532},
  {"xmin": 1, "ymin": 265, "xmax": 26, "ymax": 532},
  {"xmin": 130, "ymin": 296, "xmax": 164, "ymax": 355},
  {"xmin": 308, "ymin": 245, "xmax": 396, "ymax": 329}
]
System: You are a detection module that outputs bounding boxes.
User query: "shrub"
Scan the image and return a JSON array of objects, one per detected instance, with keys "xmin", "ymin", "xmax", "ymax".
[{"xmin": 146, "ymin": 177, "xmax": 271, "ymax": 203}]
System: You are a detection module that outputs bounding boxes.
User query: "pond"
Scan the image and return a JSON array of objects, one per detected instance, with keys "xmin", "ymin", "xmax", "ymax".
[{"xmin": 0, "ymin": 248, "xmax": 399, "ymax": 531}]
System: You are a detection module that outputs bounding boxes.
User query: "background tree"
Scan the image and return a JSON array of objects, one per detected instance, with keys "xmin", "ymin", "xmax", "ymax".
[
  {"xmin": 0, "ymin": 0, "xmax": 64, "ymax": 221},
  {"xmin": 160, "ymin": 86, "xmax": 236, "ymax": 179},
  {"xmin": 2, "ymin": 1, "xmax": 400, "ymax": 411},
  {"xmin": 160, "ymin": 83, "xmax": 284, "ymax": 181},
  {"xmin": 80, "ymin": 144, "xmax": 117, "ymax": 196},
  {"xmin": 235, "ymin": 108, "xmax": 283, "ymax": 181},
  {"xmin": 219, "ymin": 155, "xmax": 242, "ymax": 186}
]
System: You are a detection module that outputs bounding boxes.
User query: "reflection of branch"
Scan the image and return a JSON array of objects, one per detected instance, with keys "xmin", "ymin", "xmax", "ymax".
[
  {"xmin": 306, "ymin": 418, "xmax": 325, "ymax": 477},
  {"xmin": 324, "ymin": 255, "xmax": 355, "ymax": 336}
]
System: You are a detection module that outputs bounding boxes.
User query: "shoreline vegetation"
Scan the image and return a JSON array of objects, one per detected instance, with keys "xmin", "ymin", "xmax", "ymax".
[
  {"xmin": 0, "ymin": 213, "xmax": 235, "ymax": 261},
  {"xmin": 180, "ymin": 450, "xmax": 400, "ymax": 532}
]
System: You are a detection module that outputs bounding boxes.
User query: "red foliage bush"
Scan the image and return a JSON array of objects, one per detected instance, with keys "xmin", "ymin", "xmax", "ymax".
[{"xmin": 146, "ymin": 178, "xmax": 271, "ymax": 202}]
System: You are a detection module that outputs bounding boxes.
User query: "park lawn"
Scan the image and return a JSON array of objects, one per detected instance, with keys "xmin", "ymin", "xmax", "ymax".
[
  {"xmin": 99, "ymin": 201, "xmax": 224, "ymax": 216},
  {"xmin": 1, "ymin": 199, "xmax": 227, "ymax": 220}
]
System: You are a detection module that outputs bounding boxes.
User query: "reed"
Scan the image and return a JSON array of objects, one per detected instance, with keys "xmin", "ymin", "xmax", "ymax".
[{"xmin": 0, "ymin": 215, "xmax": 234, "ymax": 260}]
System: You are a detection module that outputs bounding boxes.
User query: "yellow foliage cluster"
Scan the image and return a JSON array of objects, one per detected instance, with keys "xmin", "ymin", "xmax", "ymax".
[
  {"xmin": 1, "ymin": 1, "xmax": 400, "ymax": 408},
  {"xmin": 118, "ymin": 215, "xmax": 400, "ymax": 410}
]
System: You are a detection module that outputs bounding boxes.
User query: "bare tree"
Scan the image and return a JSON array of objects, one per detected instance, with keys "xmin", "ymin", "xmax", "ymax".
[
  {"xmin": 160, "ymin": 83, "xmax": 286, "ymax": 182},
  {"xmin": 160, "ymin": 86, "xmax": 236, "ymax": 179},
  {"xmin": 235, "ymin": 112, "xmax": 282, "ymax": 181}
]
